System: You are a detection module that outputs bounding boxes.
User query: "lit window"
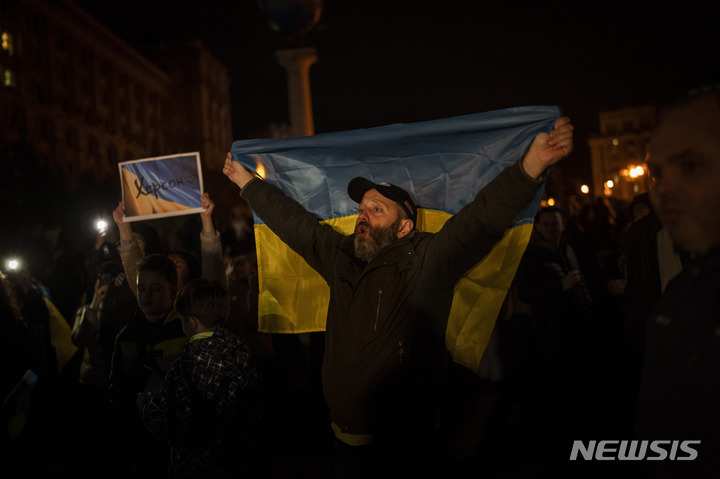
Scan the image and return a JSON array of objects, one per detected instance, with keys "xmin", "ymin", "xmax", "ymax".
[
  {"xmin": 3, "ymin": 68, "xmax": 15, "ymax": 88},
  {"xmin": 1, "ymin": 31, "xmax": 12, "ymax": 55}
]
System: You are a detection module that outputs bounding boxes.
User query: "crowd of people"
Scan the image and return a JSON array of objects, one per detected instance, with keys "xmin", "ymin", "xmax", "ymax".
[
  {"xmin": 2, "ymin": 85, "xmax": 719, "ymax": 478},
  {"xmin": 1, "ymin": 191, "xmax": 332, "ymax": 478}
]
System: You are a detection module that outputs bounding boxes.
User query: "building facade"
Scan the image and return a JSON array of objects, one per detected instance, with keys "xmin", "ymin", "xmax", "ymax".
[
  {"xmin": 0, "ymin": 0, "xmax": 232, "ymax": 192},
  {"xmin": 587, "ymin": 104, "xmax": 656, "ymax": 202}
]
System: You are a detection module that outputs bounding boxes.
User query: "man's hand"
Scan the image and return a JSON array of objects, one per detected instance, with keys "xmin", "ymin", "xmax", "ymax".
[
  {"xmin": 223, "ymin": 152, "xmax": 256, "ymax": 189},
  {"xmin": 200, "ymin": 192, "xmax": 215, "ymax": 217},
  {"xmin": 90, "ymin": 281, "xmax": 109, "ymax": 310},
  {"xmin": 561, "ymin": 269, "xmax": 582, "ymax": 291},
  {"xmin": 200, "ymin": 192, "xmax": 216, "ymax": 234},
  {"xmin": 112, "ymin": 202, "xmax": 125, "ymax": 226},
  {"xmin": 112, "ymin": 202, "xmax": 134, "ymax": 242},
  {"xmin": 522, "ymin": 116, "xmax": 574, "ymax": 179},
  {"xmin": 94, "ymin": 229, "xmax": 107, "ymax": 251}
]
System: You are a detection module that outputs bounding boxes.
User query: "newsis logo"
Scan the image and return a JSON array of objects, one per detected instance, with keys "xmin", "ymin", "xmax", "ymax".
[{"xmin": 570, "ymin": 440, "xmax": 700, "ymax": 461}]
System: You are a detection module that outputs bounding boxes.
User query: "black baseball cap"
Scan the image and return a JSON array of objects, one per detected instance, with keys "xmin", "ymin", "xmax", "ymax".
[{"xmin": 348, "ymin": 177, "xmax": 417, "ymax": 226}]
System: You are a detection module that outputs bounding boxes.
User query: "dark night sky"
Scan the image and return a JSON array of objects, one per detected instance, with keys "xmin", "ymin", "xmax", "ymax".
[{"xmin": 74, "ymin": 0, "xmax": 718, "ymax": 185}]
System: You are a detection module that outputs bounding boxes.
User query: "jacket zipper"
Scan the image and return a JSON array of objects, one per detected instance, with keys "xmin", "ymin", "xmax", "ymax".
[
  {"xmin": 373, "ymin": 287, "xmax": 383, "ymax": 331},
  {"xmin": 398, "ymin": 339, "xmax": 404, "ymax": 365}
]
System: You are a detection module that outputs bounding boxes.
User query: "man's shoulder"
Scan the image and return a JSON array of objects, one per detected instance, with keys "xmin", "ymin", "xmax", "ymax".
[
  {"xmin": 161, "ymin": 309, "xmax": 182, "ymax": 327},
  {"xmin": 402, "ymin": 230, "xmax": 432, "ymax": 248},
  {"xmin": 190, "ymin": 330, "xmax": 255, "ymax": 371},
  {"xmin": 208, "ymin": 328, "xmax": 250, "ymax": 353},
  {"xmin": 524, "ymin": 237, "xmax": 551, "ymax": 253},
  {"xmin": 191, "ymin": 327, "xmax": 239, "ymax": 348},
  {"xmin": 411, "ymin": 230, "xmax": 433, "ymax": 239}
]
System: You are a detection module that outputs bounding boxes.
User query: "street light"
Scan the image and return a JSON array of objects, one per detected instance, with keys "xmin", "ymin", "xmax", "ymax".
[
  {"xmin": 604, "ymin": 180, "xmax": 614, "ymax": 196},
  {"xmin": 621, "ymin": 164, "xmax": 646, "ymax": 179}
]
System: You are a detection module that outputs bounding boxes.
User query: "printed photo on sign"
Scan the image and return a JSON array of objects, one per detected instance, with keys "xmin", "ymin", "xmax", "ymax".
[{"xmin": 119, "ymin": 152, "xmax": 204, "ymax": 222}]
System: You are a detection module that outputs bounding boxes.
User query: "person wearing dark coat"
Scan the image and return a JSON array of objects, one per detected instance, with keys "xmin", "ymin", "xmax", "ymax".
[
  {"xmin": 635, "ymin": 85, "xmax": 720, "ymax": 478},
  {"xmin": 223, "ymin": 117, "xmax": 574, "ymax": 478}
]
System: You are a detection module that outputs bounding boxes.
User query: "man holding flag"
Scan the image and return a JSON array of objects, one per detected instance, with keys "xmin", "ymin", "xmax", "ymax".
[{"xmin": 223, "ymin": 114, "xmax": 573, "ymax": 477}]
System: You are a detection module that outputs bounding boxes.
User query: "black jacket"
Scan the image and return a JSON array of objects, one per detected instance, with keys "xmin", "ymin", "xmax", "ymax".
[
  {"xmin": 242, "ymin": 160, "xmax": 541, "ymax": 439},
  {"xmin": 515, "ymin": 236, "xmax": 594, "ymax": 330},
  {"xmin": 635, "ymin": 247, "xmax": 720, "ymax": 476}
]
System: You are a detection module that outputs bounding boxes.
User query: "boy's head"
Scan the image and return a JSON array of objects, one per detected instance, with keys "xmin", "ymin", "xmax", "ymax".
[
  {"xmin": 136, "ymin": 254, "xmax": 178, "ymax": 322},
  {"xmin": 168, "ymin": 249, "xmax": 202, "ymax": 290},
  {"xmin": 131, "ymin": 222, "xmax": 162, "ymax": 256},
  {"xmin": 534, "ymin": 206, "xmax": 565, "ymax": 244},
  {"xmin": 174, "ymin": 278, "xmax": 229, "ymax": 336}
]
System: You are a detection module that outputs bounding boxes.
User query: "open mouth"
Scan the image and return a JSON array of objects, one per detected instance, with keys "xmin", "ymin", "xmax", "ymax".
[{"xmin": 356, "ymin": 221, "xmax": 369, "ymax": 236}]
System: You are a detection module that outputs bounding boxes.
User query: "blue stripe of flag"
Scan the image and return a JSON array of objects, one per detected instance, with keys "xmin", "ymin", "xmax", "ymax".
[{"xmin": 231, "ymin": 106, "xmax": 561, "ymax": 225}]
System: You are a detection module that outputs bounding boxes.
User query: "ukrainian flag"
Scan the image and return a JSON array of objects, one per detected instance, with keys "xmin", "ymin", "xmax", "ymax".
[
  {"xmin": 119, "ymin": 153, "xmax": 203, "ymax": 220},
  {"xmin": 231, "ymin": 106, "xmax": 560, "ymax": 371}
]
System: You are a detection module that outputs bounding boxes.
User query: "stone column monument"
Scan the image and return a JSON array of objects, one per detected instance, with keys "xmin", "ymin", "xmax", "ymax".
[{"xmin": 260, "ymin": 0, "xmax": 324, "ymax": 137}]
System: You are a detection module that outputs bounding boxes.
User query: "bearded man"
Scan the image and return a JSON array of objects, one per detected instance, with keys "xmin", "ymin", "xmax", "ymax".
[{"xmin": 223, "ymin": 116, "xmax": 573, "ymax": 478}]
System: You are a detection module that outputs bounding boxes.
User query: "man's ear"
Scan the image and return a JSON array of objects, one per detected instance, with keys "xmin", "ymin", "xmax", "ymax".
[
  {"xmin": 397, "ymin": 219, "xmax": 414, "ymax": 238},
  {"xmin": 183, "ymin": 315, "xmax": 199, "ymax": 332}
]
